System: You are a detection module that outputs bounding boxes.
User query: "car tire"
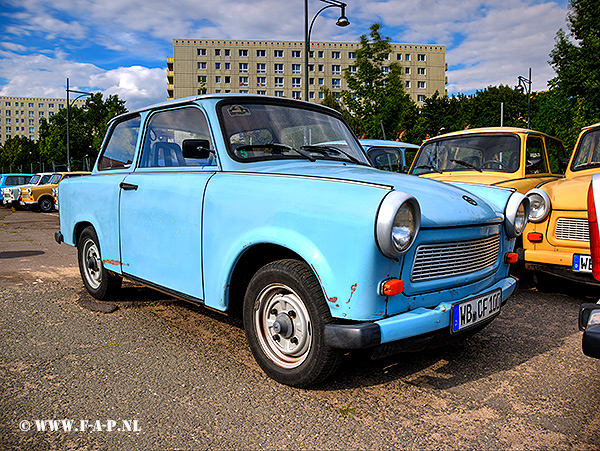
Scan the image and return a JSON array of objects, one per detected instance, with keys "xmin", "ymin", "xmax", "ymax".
[
  {"xmin": 77, "ymin": 226, "xmax": 122, "ymax": 300},
  {"xmin": 39, "ymin": 197, "xmax": 54, "ymax": 213},
  {"xmin": 243, "ymin": 259, "xmax": 342, "ymax": 387}
]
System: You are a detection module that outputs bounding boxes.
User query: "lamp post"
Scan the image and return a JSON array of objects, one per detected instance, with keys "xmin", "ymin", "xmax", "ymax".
[
  {"xmin": 66, "ymin": 78, "xmax": 93, "ymax": 172},
  {"xmin": 517, "ymin": 68, "xmax": 532, "ymax": 129},
  {"xmin": 304, "ymin": 0, "xmax": 349, "ymax": 102}
]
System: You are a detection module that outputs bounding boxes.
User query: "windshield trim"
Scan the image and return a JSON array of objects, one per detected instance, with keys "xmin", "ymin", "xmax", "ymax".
[{"xmin": 570, "ymin": 128, "xmax": 600, "ymax": 173}]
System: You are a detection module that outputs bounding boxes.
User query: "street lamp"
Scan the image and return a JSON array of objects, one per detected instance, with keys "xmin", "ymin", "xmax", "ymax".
[
  {"xmin": 517, "ymin": 68, "xmax": 532, "ymax": 129},
  {"xmin": 304, "ymin": 0, "xmax": 350, "ymax": 102},
  {"xmin": 66, "ymin": 78, "xmax": 93, "ymax": 172}
]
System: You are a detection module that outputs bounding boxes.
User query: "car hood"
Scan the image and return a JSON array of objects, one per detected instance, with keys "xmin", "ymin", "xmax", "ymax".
[
  {"xmin": 540, "ymin": 173, "xmax": 593, "ymax": 211},
  {"xmin": 248, "ymin": 162, "xmax": 507, "ymax": 228}
]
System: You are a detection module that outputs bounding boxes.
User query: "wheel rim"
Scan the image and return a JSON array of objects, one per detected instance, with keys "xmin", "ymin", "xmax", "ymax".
[
  {"xmin": 253, "ymin": 283, "xmax": 312, "ymax": 369},
  {"xmin": 82, "ymin": 238, "xmax": 102, "ymax": 290},
  {"xmin": 40, "ymin": 199, "xmax": 52, "ymax": 212}
]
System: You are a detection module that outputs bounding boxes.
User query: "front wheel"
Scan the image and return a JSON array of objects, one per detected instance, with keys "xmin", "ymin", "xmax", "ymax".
[
  {"xmin": 243, "ymin": 259, "xmax": 342, "ymax": 387},
  {"xmin": 39, "ymin": 197, "xmax": 54, "ymax": 213},
  {"xmin": 77, "ymin": 226, "xmax": 122, "ymax": 300}
]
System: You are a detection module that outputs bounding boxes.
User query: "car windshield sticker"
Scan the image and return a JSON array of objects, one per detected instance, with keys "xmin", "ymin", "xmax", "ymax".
[{"xmin": 228, "ymin": 105, "xmax": 251, "ymax": 116}]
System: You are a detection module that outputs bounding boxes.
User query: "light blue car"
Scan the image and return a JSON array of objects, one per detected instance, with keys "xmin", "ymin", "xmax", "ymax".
[{"xmin": 56, "ymin": 95, "xmax": 529, "ymax": 387}]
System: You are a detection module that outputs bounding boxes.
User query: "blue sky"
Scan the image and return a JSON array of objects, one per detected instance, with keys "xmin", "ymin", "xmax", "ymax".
[{"xmin": 0, "ymin": 0, "xmax": 570, "ymax": 111}]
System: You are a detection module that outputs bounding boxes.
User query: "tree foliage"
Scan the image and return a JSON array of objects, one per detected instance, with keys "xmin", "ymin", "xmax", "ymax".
[{"xmin": 0, "ymin": 136, "xmax": 39, "ymax": 168}]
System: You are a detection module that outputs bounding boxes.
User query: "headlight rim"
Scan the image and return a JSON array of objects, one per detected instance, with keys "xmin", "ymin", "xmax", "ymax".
[
  {"xmin": 526, "ymin": 188, "xmax": 552, "ymax": 223},
  {"xmin": 375, "ymin": 191, "xmax": 421, "ymax": 259},
  {"xmin": 505, "ymin": 191, "xmax": 530, "ymax": 238}
]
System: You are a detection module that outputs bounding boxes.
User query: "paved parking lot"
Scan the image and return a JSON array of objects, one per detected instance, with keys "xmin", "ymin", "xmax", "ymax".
[{"xmin": 1, "ymin": 208, "xmax": 599, "ymax": 450}]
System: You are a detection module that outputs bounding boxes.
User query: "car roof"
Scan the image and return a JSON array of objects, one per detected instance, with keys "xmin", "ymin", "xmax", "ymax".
[
  {"xmin": 360, "ymin": 139, "xmax": 420, "ymax": 149},
  {"xmin": 423, "ymin": 127, "xmax": 562, "ymax": 143}
]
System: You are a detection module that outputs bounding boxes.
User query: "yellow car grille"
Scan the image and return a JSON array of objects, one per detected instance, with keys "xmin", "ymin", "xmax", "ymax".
[
  {"xmin": 411, "ymin": 235, "xmax": 500, "ymax": 282},
  {"xmin": 554, "ymin": 218, "xmax": 589, "ymax": 242}
]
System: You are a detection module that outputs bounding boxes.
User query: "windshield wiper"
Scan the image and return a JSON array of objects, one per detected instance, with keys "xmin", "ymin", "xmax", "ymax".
[
  {"xmin": 414, "ymin": 164, "xmax": 443, "ymax": 174},
  {"xmin": 301, "ymin": 145, "xmax": 366, "ymax": 166},
  {"xmin": 575, "ymin": 161, "xmax": 600, "ymax": 170},
  {"xmin": 236, "ymin": 143, "xmax": 316, "ymax": 162},
  {"xmin": 451, "ymin": 159, "xmax": 482, "ymax": 172}
]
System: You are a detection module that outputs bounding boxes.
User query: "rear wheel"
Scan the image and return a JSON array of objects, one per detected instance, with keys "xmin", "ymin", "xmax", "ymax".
[
  {"xmin": 39, "ymin": 197, "xmax": 54, "ymax": 213},
  {"xmin": 77, "ymin": 226, "xmax": 122, "ymax": 300},
  {"xmin": 243, "ymin": 259, "xmax": 342, "ymax": 387}
]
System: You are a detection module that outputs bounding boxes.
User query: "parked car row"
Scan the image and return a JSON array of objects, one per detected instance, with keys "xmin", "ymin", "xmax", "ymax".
[{"xmin": 1, "ymin": 171, "xmax": 90, "ymax": 212}]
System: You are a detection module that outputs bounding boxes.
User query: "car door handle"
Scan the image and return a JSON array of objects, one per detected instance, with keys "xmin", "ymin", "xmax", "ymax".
[{"xmin": 119, "ymin": 182, "xmax": 138, "ymax": 191}]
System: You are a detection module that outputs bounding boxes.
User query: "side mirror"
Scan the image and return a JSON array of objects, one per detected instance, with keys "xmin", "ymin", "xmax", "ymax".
[
  {"xmin": 559, "ymin": 157, "xmax": 570, "ymax": 172},
  {"xmin": 182, "ymin": 139, "xmax": 212, "ymax": 159},
  {"xmin": 579, "ymin": 303, "xmax": 600, "ymax": 359}
]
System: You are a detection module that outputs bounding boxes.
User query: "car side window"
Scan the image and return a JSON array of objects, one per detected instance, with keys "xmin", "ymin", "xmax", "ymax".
[
  {"xmin": 140, "ymin": 107, "xmax": 215, "ymax": 168},
  {"xmin": 98, "ymin": 115, "xmax": 141, "ymax": 171},
  {"xmin": 525, "ymin": 136, "xmax": 548, "ymax": 174}
]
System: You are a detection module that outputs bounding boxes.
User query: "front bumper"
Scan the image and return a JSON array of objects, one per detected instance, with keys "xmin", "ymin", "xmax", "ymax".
[{"xmin": 324, "ymin": 276, "xmax": 517, "ymax": 349}]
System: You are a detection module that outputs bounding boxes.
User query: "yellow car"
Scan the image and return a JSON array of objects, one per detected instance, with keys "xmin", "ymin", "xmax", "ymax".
[
  {"xmin": 409, "ymin": 127, "xmax": 566, "ymax": 194},
  {"xmin": 21, "ymin": 171, "xmax": 90, "ymax": 213},
  {"xmin": 522, "ymin": 123, "xmax": 600, "ymax": 286}
]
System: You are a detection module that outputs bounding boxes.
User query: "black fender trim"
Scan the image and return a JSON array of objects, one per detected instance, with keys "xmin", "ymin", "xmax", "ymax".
[{"xmin": 324, "ymin": 322, "xmax": 381, "ymax": 349}]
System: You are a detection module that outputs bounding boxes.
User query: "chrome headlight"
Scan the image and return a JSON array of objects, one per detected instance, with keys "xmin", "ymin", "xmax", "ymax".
[
  {"xmin": 526, "ymin": 188, "xmax": 551, "ymax": 223},
  {"xmin": 376, "ymin": 191, "xmax": 421, "ymax": 258},
  {"xmin": 505, "ymin": 192, "xmax": 530, "ymax": 238}
]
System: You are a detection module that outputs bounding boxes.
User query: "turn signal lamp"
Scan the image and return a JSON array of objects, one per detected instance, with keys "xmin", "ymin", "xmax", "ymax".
[
  {"xmin": 587, "ymin": 181, "xmax": 600, "ymax": 281},
  {"xmin": 380, "ymin": 278, "xmax": 404, "ymax": 296},
  {"xmin": 505, "ymin": 253, "xmax": 519, "ymax": 264},
  {"xmin": 527, "ymin": 232, "xmax": 543, "ymax": 243}
]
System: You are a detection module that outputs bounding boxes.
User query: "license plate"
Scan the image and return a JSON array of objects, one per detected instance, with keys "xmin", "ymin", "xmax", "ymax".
[
  {"xmin": 451, "ymin": 289, "xmax": 502, "ymax": 333},
  {"xmin": 573, "ymin": 254, "xmax": 592, "ymax": 273}
]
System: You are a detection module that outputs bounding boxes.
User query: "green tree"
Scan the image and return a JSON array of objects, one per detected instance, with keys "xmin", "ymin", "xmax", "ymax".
[
  {"xmin": 549, "ymin": 0, "xmax": 600, "ymax": 125},
  {"xmin": 38, "ymin": 93, "xmax": 127, "ymax": 168},
  {"xmin": 0, "ymin": 136, "xmax": 39, "ymax": 169},
  {"xmin": 341, "ymin": 23, "xmax": 418, "ymax": 140}
]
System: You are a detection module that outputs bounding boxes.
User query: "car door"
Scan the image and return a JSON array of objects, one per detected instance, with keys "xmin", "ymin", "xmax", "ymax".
[{"xmin": 119, "ymin": 106, "xmax": 217, "ymax": 301}]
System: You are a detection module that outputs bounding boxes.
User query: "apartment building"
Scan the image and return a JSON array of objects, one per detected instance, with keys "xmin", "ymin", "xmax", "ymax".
[
  {"xmin": 0, "ymin": 96, "xmax": 87, "ymax": 146},
  {"xmin": 168, "ymin": 39, "xmax": 447, "ymax": 104}
]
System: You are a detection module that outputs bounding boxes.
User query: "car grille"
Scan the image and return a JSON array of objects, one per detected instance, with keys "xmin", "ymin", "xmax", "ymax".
[
  {"xmin": 554, "ymin": 218, "xmax": 589, "ymax": 242},
  {"xmin": 411, "ymin": 235, "xmax": 500, "ymax": 282}
]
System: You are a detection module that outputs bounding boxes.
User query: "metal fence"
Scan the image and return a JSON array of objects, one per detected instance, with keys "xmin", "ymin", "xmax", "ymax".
[{"xmin": 1, "ymin": 157, "xmax": 93, "ymax": 174}]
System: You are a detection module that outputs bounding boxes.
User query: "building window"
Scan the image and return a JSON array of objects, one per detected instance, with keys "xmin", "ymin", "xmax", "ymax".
[
  {"xmin": 225, "ymin": 76, "xmax": 231, "ymax": 84},
  {"xmin": 332, "ymin": 65, "xmax": 341, "ymax": 75},
  {"xmin": 418, "ymin": 81, "xmax": 426, "ymax": 89},
  {"xmin": 309, "ymin": 78, "xmax": 315, "ymax": 85},
  {"xmin": 197, "ymin": 49, "xmax": 206, "ymax": 56},
  {"xmin": 239, "ymin": 63, "xmax": 248, "ymax": 73},
  {"xmin": 257, "ymin": 77, "xmax": 267, "ymax": 87},
  {"xmin": 292, "ymin": 50, "xmax": 301, "ymax": 58},
  {"xmin": 417, "ymin": 54, "xmax": 426, "ymax": 61},
  {"xmin": 29, "ymin": 127, "xmax": 34, "ymax": 133},
  {"xmin": 318, "ymin": 64, "xmax": 324, "ymax": 72},
  {"xmin": 224, "ymin": 49, "xmax": 230, "ymax": 56},
  {"xmin": 332, "ymin": 51, "xmax": 340, "ymax": 59},
  {"xmin": 292, "ymin": 64, "xmax": 301, "ymax": 74},
  {"xmin": 225, "ymin": 63, "xmax": 231, "ymax": 70},
  {"xmin": 349, "ymin": 52, "xmax": 356, "ymax": 59},
  {"xmin": 239, "ymin": 49, "xmax": 248, "ymax": 57},
  {"xmin": 39, "ymin": 112, "xmax": 44, "ymax": 117},
  {"xmin": 292, "ymin": 77, "xmax": 301, "ymax": 88},
  {"xmin": 216, "ymin": 76, "xmax": 221, "ymax": 83},
  {"xmin": 308, "ymin": 64, "xmax": 314, "ymax": 72},
  {"xmin": 309, "ymin": 92, "xmax": 315, "ymax": 99},
  {"xmin": 240, "ymin": 90, "xmax": 249, "ymax": 94},
  {"xmin": 405, "ymin": 67, "xmax": 410, "ymax": 75},
  {"xmin": 38, "ymin": 103, "xmax": 44, "ymax": 108},
  {"xmin": 418, "ymin": 67, "xmax": 426, "ymax": 75},
  {"xmin": 274, "ymin": 77, "xmax": 284, "ymax": 87},
  {"xmin": 239, "ymin": 76, "xmax": 249, "ymax": 87},
  {"xmin": 318, "ymin": 78, "xmax": 324, "ymax": 85},
  {"xmin": 396, "ymin": 54, "xmax": 402, "ymax": 60},
  {"xmin": 198, "ymin": 62, "xmax": 207, "ymax": 69},
  {"xmin": 257, "ymin": 63, "xmax": 266, "ymax": 73},
  {"xmin": 318, "ymin": 51, "xmax": 324, "ymax": 58},
  {"xmin": 257, "ymin": 49, "xmax": 266, "ymax": 57},
  {"xmin": 292, "ymin": 91, "xmax": 301, "ymax": 99},
  {"xmin": 215, "ymin": 62, "xmax": 221, "ymax": 70},
  {"xmin": 274, "ymin": 91, "xmax": 284, "ymax": 97},
  {"xmin": 28, "ymin": 103, "xmax": 34, "ymax": 107},
  {"xmin": 318, "ymin": 92, "xmax": 324, "ymax": 99},
  {"xmin": 29, "ymin": 119, "xmax": 34, "ymax": 125},
  {"xmin": 49, "ymin": 103, "xmax": 54, "ymax": 108},
  {"xmin": 274, "ymin": 50, "xmax": 284, "ymax": 58},
  {"xmin": 274, "ymin": 64, "xmax": 284, "ymax": 74},
  {"xmin": 332, "ymin": 79, "xmax": 341, "ymax": 89},
  {"xmin": 5, "ymin": 118, "xmax": 10, "ymax": 124},
  {"xmin": 418, "ymin": 95, "xmax": 425, "ymax": 102},
  {"xmin": 5, "ymin": 102, "xmax": 10, "ymax": 106},
  {"xmin": 405, "ymin": 54, "xmax": 410, "ymax": 61},
  {"xmin": 309, "ymin": 51, "xmax": 314, "ymax": 58},
  {"xmin": 405, "ymin": 81, "xmax": 410, "ymax": 88},
  {"xmin": 382, "ymin": 66, "xmax": 389, "ymax": 74},
  {"xmin": 349, "ymin": 66, "xmax": 357, "ymax": 74},
  {"xmin": 257, "ymin": 90, "xmax": 267, "ymax": 95},
  {"xmin": 215, "ymin": 49, "xmax": 221, "ymax": 56},
  {"xmin": 197, "ymin": 76, "xmax": 206, "ymax": 83}
]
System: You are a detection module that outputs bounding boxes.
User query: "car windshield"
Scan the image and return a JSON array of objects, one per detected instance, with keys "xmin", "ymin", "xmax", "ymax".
[
  {"xmin": 220, "ymin": 102, "xmax": 369, "ymax": 165},
  {"xmin": 571, "ymin": 128, "xmax": 600, "ymax": 172},
  {"xmin": 411, "ymin": 135, "xmax": 521, "ymax": 174},
  {"xmin": 28, "ymin": 175, "xmax": 41, "ymax": 184},
  {"xmin": 49, "ymin": 174, "xmax": 62, "ymax": 184}
]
